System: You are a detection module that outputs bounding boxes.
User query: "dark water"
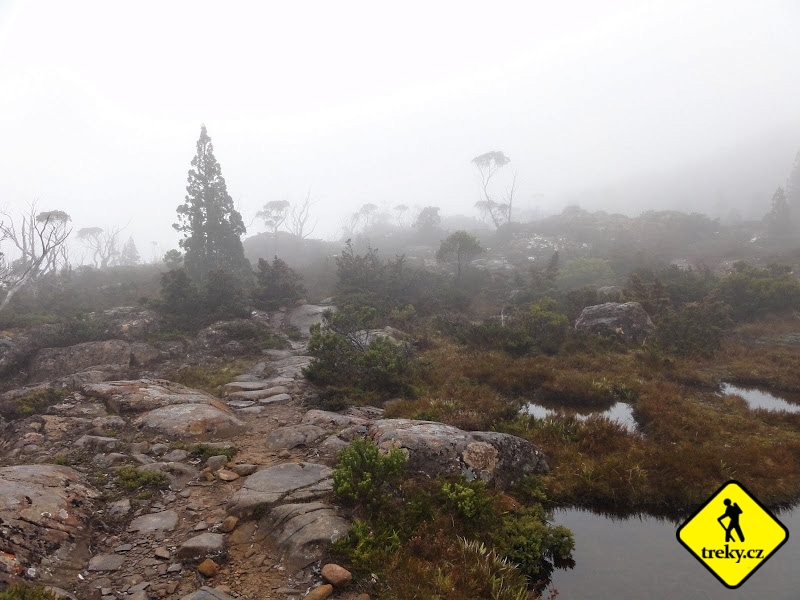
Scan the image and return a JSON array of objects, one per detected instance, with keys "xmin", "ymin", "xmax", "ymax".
[
  {"xmin": 523, "ymin": 401, "xmax": 638, "ymax": 433},
  {"xmin": 721, "ymin": 383, "xmax": 800, "ymax": 414},
  {"xmin": 548, "ymin": 508, "xmax": 799, "ymax": 599}
]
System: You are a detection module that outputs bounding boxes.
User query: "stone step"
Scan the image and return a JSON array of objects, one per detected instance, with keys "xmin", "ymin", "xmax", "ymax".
[
  {"xmin": 221, "ymin": 381, "xmax": 272, "ymax": 395},
  {"xmin": 226, "ymin": 386, "xmax": 289, "ymax": 402}
]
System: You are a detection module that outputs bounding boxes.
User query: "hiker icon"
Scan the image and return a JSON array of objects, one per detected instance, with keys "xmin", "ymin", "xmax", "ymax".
[{"xmin": 718, "ymin": 498, "xmax": 745, "ymax": 542}]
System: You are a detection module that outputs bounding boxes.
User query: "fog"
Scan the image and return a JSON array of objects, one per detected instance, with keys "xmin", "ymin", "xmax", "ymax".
[{"xmin": 1, "ymin": 0, "xmax": 799, "ymax": 254}]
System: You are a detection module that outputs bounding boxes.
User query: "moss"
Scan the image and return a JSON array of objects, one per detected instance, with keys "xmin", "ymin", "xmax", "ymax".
[{"xmin": 0, "ymin": 388, "xmax": 68, "ymax": 421}]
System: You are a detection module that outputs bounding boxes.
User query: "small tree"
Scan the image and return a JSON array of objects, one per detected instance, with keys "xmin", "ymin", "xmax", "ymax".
[
  {"xmin": 77, "ymin": 225, "xmax": 123, "ymax": 268},
  {"xmin": 472, "ymin": 151, "xmax": 516, "ymax": 228},
  {"xmin": 174, "ymin": 125, "xmax": 250, "ymax": 283},
  {"xmin": 764, "ymin": 187, "xmax": 792, "ymax": 239},
  {"xmin": 119, "ymin": 236, "xmax": 140, "ymax": 266},
  {"xmin": 436, "ymin": 230, "xmax": 484, "ymax": 281},
  {"xmin": 253, "ymin": 256, "xmax": 306, "ymax": 310},
  {"xmin": 413, "ymin": 206, "xmax": 441, "ymax": 236},
  {"xmin": 287, "ymin": 190, "xmax": 318, "ymax": 239},
  {"xmin": 163, "ymin": 249, "xmax": 184, "ymax": 269},
  {"xmin": 256, "ymin": 200, "xmax": 291, "ymax": 236}
]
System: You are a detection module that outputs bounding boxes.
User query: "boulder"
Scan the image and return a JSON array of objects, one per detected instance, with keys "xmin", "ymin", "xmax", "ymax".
[
  {"xmin": 29, "ymin": 340, "xmax": 131, "ymax": 383},
  {"xmin": 287, "ymin": 304, "xmax": 328, "ymax": 338},
  {"xmin": 0, "ymin": 465, "xmax": 98, "ymax": 581},
  {"xmin": 260, "ymin": 503, "xmax": 348, "ymax": 570},
  {"xmin": 0, "ymin": 328, "xmax": 50, "ymax": 378},
  {"xmin": 227, "ymin": 462, "xmax": 333, "ymax": 518},
  {"xmin": 98, "ymin": 307, "xmax": 160, "ymax": 340},
  {"xmin": 574, "ymin": 302, "xmax": 655, "ymax": 344},
  {"xmin": 133, "ymin": 403, "xmax": 246, "ymax": 439},
  {"xmin": 180, "ymin": 587, "xmax": 236, "ymax": 600},
  {"xmin": 130, "ymin": 342, "xmax": 161, "ymax": 366},
  {"xmin": 367, "ymin": 419, "xmax": 548, "ymax": 488},
  {"xmin": 264, "ymin": 425, "xmax": 327, "ymax": 451},
  {"xmin": 83, "ymin": 379, "xmax": 218, "ymax": 414}
]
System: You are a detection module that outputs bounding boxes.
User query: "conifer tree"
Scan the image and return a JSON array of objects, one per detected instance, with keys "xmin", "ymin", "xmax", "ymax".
[
  {"xmin": 174, "ymin": 125, "xmax": 250, "ymax": 283},
  {"xmin": 119, "ymin": 236, "xmax": 140, "ymax": 266}
]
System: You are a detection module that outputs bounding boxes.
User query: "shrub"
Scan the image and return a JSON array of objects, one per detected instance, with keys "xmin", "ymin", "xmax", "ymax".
[
  {"xmin": 333, "ymin": 438, "xmax": 407, "ymax": 511},
  {"xmin": 114, "ymin": 466, "xmax": 169, "ymax": 490},
  {"xmin": 0, "ymin": 388, "xmax": 68, "ymax": 421},
  {"xmin": 440, "ymin": 479, "xmax": 493, "ymax": 522},
  {"xmin": 202, "ymin": 268, "xmax": 250, "ymax": 318},
  {"xmin": 557, "ymin": 257, "xmax": 614, "ymax": 290},
  {"xmin": 718, "ymin": 262, "xmax": 800, "ymax": 320},
  {"xmin": 0, "ymin": 584, "xmax": 58, "ymax": 600},
  {"xmin": 253, "ymin": 257, "xmax": 306, "ymax": 310},
  {"xmin": 523, "ymin": 297, "xmax": 569, "ymax": 354}
]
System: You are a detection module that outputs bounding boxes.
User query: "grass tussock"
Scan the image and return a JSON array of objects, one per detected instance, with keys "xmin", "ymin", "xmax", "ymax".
[{"xmin": 165, "ymin": 358, "xmax": 252, "ymax": 395}]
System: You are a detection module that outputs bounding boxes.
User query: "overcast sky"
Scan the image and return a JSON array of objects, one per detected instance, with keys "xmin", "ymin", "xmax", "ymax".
[{"xmin": 1, "ymin": 0, "xmax": 799, "ymax": 258}]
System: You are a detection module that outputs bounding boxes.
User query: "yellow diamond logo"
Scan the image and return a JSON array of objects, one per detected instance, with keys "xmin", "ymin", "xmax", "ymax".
[{"xmin": 677, "ymin": 480, "xmax": 789, "ymax": 588}]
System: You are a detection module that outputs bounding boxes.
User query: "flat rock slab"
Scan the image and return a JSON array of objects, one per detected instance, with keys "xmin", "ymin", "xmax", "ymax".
[
  {"xmin": 88, "ymin": 553, "xmax": 125, "ymax": 571},
  {"xmin": 0, "ymin": 465, "xmax": 98, "ymax": 577},
  {"xmin": 265, "ymin": 425, "xmax": 327, "ymax": 451},
  {"xmin": 221, "ymin": 381, "xmax": 273, "ymax": 394},
  {"xmin": 128, "ymin": 510, "xmax": 179, "ymax": 533},
  {"xmin": 258, "ymin": 393, "xmax": 292, "ymax": 405},
  {"xmin": 261, "ymin": 502, "xmax": 349, "ymax": 570},
  {"xmin": 133, "ymin": 403, "xmax": 246, "ymax": 439},
  {"xmin": 29, "ymin": 340, "xmax": 131, "ymax": 383},
  {"xmin": 226, "ymin": 387, "xmax": 289, "ymax": 402},
  {"xmin": 228, "ymin": 462, "xmax": 333, "ymax": 519},
  {"xmin": 177, "ymin": 533, "xmax": 226, "ymax": 560},
  {"xmin": 302, "ymin": 409, "xmax": 368, "ymax": 430},
  {"xmin": 180, "ymin": 587, "xmax": 236, "ymax": 600},
  {"xmin": 368, "ymin": 419, "xmax": 549, "ymax": 489},
  {"xmin": 83, "ymin": 380, "xmax": 220, "ymax": 414},
  {"xmin": 287, "ymin": 304, "xmax": 328, "ymax": 337}
]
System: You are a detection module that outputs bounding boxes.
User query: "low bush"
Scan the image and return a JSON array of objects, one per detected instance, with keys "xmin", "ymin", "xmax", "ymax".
[
  {"xmin": 114, "ymin": 466, "xmax": 168, "ymax": 490},
  {"xmin": 0, "ymin": 583, "xmax": 58, "ymax": 600},
  {"xmin": 333, "ymin": 438, "xmax": 407, "ymax": 511}
]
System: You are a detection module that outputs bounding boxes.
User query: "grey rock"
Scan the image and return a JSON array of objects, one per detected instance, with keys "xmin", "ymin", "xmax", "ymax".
[
  {"xmin": 128, "ymin": 591, "xmax": 149, "ymax": 600},
  {"xmin": 107, "ymin": 498, "xmax": 131, "ymax": 517},
  {"xmin": 75, "ymin": 435, "xmax": 120, "ymax": 452},
  {"xmin": 302, "ymin": 409, "xmax": 368, "ymax": 430},
  {"xmin": 92, "ymin": 415, "xmax": 126, "ymax": 430},
  {"xmin": 179, "ymin": 587, "xmax": 236, "ymax": 600},
  {"xmin": 260, "ymin": 502, "xmax": 348, "ymax": 570},
  {"xmin": 258, "ymin": 393, "xmax": 292, "ymax": 405},
  {"xmin": 227, "ymin": 462, "xmax": 333, "ymax": 518},
  {"xmin": 574, "ymin": 302, "xmax": 656, "ymax": 344},
  {"xmin": 163, "ymin": 449, "xmax": 189, "ymax": 462},
  {"xmin": 133, "ymin": 403, "xmax": 246, "ymax": 440},
  {"xmin": 287, "ymin": 304, "xmax": 328, "ymax": 338},
  {"xmin": 82, "ymin": 379, "xmax": 220, "ymax": 414},
  {"xmin": 265, "ymin": 425, "xmax": 327, "ymax": 450},
  {"xmin": 230, "ymin": 464, "xmax": 258, "ymax": 476},
  {"xmin": 130, "ymin": 342, "xmax": 161, "ymax": 366},
  {"xmin": 88, "ymin": 553, "xmax": 125, "ymax": 571},
  {"xmin": 226, "ymin": 387, "xmax": 290, "ymax": 402},
  {"xmin": 128, "ymin": 510, "xmax": 179, "ymax": 533},
  {"xmin": 367, "ymin": 419, "xmax": 548, "ymax": 488},
  {"xmin": 205, "ymin": 455, "xmax": 229, "ymax": 471},
  {"xmin": 149, "ymin": 443, "xmax": 168, "ymax": 455},
  {"xmin": 29, "ymin": 340, "xmax": 131, "ymax": 383},
  {"xmin": 176, "ymin": 533, "xmax": 225, "ymax": 560}
]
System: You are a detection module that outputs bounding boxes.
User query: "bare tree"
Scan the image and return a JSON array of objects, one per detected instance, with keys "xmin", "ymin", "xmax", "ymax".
[
  {"xmin": 77, "ymin": 225, "xmax": 124, "ymax": 268},
  {"xmin": 0, "ymin": 202, "xmax": 72, "ymax": 313},
  {"xmin": 472, "ymin": 151, "xmax": 516, "ymax": 228},
  {"xmin": 287, "ymin": 190, "xmax": 319, "ymax": 239},
  {"xmin": 256, "ymin": 200, "xmax": 291, "ymax": 236}
]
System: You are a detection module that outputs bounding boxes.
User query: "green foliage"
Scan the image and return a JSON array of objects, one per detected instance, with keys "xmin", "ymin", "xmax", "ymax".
[
  {"xmin": 718, "ymin": 262, "xmax": 800, "ymax": 320},
  {"xmin": 174, "ymin": 125, "xmax": 250, "ymax": 283},
  {"xmin": 655, "ymin": 292, "xmax": 732, "ymax": 357},
  {"xmin": 163, "ymin": 249, "xmax": 184, "ymax": 269},
  {"xmin": 253, "ymin": 257, "xmax": 306, "ymax": 310},
  {"xmin": 186, "ymin": 443, "xmax": 237, "ymax": 462},
  {"xmin": 523, "ymin": 297, "xmax": 569, "ymax": 354},
  {"xmin": 332, "ymin": 438, "xmax": 407, "ymax": 510},
  {"xmin": 202, "ymin": 268, "xmax": 250, "ymax": 318},
  {"xmin": 440, "ymin": 480, "xmax": 493, "ymax": 522},
  {"xmin": 0, "ymin": 583, "xmax": 58, "ymax": 600},
  {"xmin": 305, "ymin": 305, "xmax": 413, "ymax": 398},
  {"xmin": 492, "ymin": 505, "xmax": 575, "ymax": 581},
  {"xmin": 166, "ymin": 359, "xmax": 250, "ymax": 394},
  {"xmin": 331, "ymin": 519, "xmax": 401, "ymax": 576},
  {"xmin": 452, "ymin": 321, "xmax": 534, "ymax": 357},
  {"xmin": 564, "ymin": 286, "xmax": 598, "ymax": 322},
  {"xmin": 157, "ymin": 268, "xmax": 201, "ymax": 321},
  {"xmin": 114, "ymin": 466, "xmax": 168, "ymax": 490},
  {"xmin": 0, "ymin": 388, "xmax": 68, "ymax": 420},
  {"xmin": 556, "ymin": 257, "xmax": 614, "ymax": 290},
  {"xmin": 436, "ymin": 230, "xmax": 484, "ymax": 281}
]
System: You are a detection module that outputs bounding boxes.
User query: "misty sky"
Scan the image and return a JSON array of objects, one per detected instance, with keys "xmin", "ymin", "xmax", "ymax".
[{"xmin": 1, "ymin": 0, "xmax": 799, "ymax": 259}]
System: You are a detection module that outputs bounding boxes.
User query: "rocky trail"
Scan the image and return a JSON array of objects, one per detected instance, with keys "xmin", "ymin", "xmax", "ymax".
[{"xmin": 0, "ymin": 306, "xmax": 548, "ymax": 600}]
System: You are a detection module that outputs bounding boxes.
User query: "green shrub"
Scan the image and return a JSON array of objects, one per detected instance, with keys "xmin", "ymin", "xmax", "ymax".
[
  {"xmin": 0, "ymin": 583, "xmax": 58, "ymax": 600},
  {"xmin": 333, "ymin": 438, "xmax": 407, "ymax": 511},
  {"xmin": 253, "ymin": 257, "xmax": 306, "ymax": 310},
  {"xmin": 114, "ymin": 466, "xmax": 169, "ymax": 490},
  {"xmin": 718, "ymin": 262, "xmax": 800, "ymax": 320},
  {"xmin": 0, "ymin": 388, "xmax": 68, "ymax": 421},
  {"xmin": 186, "ymin": 444, "xmax": 237, "ymax": 462},
  {"xmin": 440, "ymin": 479, "xmax": 493, "ymax": 521},
  {"xmin": 331, "ymin": 519, "xmax": 401, "ymax": 576},
  {"xmin": 523, "ymin": 297, "xmax": 569, "ymax": 354}
]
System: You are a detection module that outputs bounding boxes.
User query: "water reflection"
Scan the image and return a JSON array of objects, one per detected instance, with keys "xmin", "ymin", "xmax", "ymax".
[
  {"xmin": 548, "ymin": 507, "xmax": 800, "ymax": 599},
  {"xmin": 721, "ymin": 383, "xmax": 800, "ymax": 414},
  {"xmin": 522, "ymin": 401, "xmax": 638, "ymax": 432}
]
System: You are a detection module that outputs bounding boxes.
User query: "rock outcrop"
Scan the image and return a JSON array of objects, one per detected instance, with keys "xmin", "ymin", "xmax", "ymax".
[{"xmin": 574, "ymin": 301, "xmax": 655, "ymax": 344}]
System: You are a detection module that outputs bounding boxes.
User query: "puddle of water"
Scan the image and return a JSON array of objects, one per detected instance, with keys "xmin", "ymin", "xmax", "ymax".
[
  {"xmin": 522, "ymin": 401, "xmax": 638, "ymax": 432},
  {"xmin": 721, "ymin": 383, "xmax": 800, "ymax": 414},
  {"xmin": 548, "ymin": 508, "xmax": 800, "ymax": 599}
]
